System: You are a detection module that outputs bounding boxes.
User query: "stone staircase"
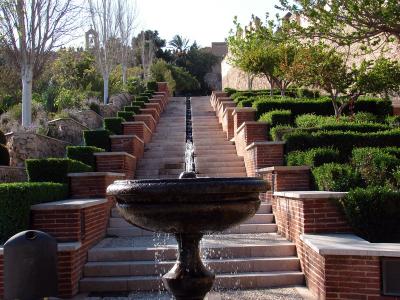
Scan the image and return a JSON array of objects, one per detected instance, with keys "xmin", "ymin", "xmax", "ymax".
[
  {"xmin": 192, "ymin": 97, "xmax": 247, "ymax": 178},
  {"xmin": 79, "ymin": 96, "xmax": 304, "ymax": 293}
]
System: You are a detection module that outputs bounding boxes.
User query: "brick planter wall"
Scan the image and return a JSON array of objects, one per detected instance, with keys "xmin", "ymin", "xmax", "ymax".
[
  {"xmin": 257, "ymin": 166, "xmax": 311, "ymax": 202},
  {"xmin": 110, "ymin": 135, "xmax": 144, "ymax": 159},
  {"xmin": 139, "ymin": 109, "xmax": 159, "ymax": 123},
  {"xmin": 210, "ymin": 91, "xmax": 228, "ymax": 109},
  {"xmin": 0, "ymin": 252, "xmax": 3, "ymax": 297},
  {"xmin": 122, "ymin": 122, "xmax": 152, "ymax": 144},
  {"xmin": 95, "ymin": 152, "xmax": 137, "ymax": 179},
  {"xmin": 233, "ymin": 108, "xmax": 256, "ymax": 138},
  {"xmin": 134, "ymin": 114, "xmax": 157, "ymax": 132},
  {"xmin": 145, "ymin": 103, "xmax": 162, "ymax": 115},
  {"xmin": 68, "ymin": 172, "xmax": 125, "ymax": 199},
  {"xmin": 243, "ymin": 142, "xmax": 285, "ymax": 176},
  {"xmin": 149, "ymin": 98, "xmax": 165, "ymax": 111},
  {"xmin": 30, "ymin": 198, "xmax": 113, "ymax": 297},
  {"xmin": 222, "ymin": 107, "xmax": 235, "ymax": 141},
  {"xmin": 235, "ymin": 122, "xmax": 269, "ymax": 157}
]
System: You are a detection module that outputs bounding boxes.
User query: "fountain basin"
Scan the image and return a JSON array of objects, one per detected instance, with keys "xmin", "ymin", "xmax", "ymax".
[{"xmin": 107, "ymin": 177, "xmax": 267, "ymax": 234}]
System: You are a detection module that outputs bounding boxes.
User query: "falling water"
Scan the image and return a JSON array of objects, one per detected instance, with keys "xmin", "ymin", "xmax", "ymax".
[{"xmin": 185, "ymin": 96, "xmax": 195, "ymax": 173}]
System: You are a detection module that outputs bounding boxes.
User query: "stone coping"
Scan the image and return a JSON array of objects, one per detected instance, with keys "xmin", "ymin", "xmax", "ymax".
[
  {"xmin": 0, "ymin": 166, "xmax": 26, "ymax": 170},
  {"xmin": 109, "ymin": 134, "xmax": 144, "ymax": 144},
  {"xmin": 233, "ymin": 107, "xmax": 256, "ymax": 113},
  {"xmin": 273, "ymin": 191, "xmax": 347, "ymax": 199},
  {"xmin": 31, "ymin": 198, "xmax": 107, "ymax": 210},
  {"xmin": 301, "ymin": 233, "xmax": 400, "ymax": 257},
  {"xmin": 5, "ymin": 131, "xmax": 71, "ymax": 145},
  {"xmin": 122, "ymin": 121, "xmax": 152, "ymax": 132},
  {"xmin": 223, "ymin": 107, "xmax": 236, "ymax": 116},
  {"xmin": 48, "ymin": 117, "xmax": 89, "ymax": 129},
  {"xmin": 94, "ymin": 152, "xmax": 135, "ymax": 159},
  {"xmin": 257, "ymin": 166, "xmax": 311, "ymax": 174},
  {"xmin": 245, "ymin": 141, "xmax": 285, "ymax": 151},
  {"xmin": 0, "ymin": 242, "xmax": 80, "ymax": 253},
  {"xmin": 67, "ymin": 172, "xmax": 125, "ymax": 177},
  {"xmin": 236, "ymin": 121, "xmax": 268, "ymax": 133},
  {"xmin": 135, "ymin": 112, "xmax": 158, "ymax": 122}
]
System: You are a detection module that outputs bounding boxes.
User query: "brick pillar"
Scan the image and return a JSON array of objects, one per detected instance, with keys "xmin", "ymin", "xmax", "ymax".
[
  {"xmin": 235, "ymin": 122, "xmax": 269, "ymax": 157},
  {"xmin": 232, "ymin": 108, "xmax": 256, "ymax": 137},
  {"xmin": 244, "ymin": 142, "xmax": 285, "ymax": 175},
  {"xmin": 222, "ymin": 107, "xmax": 235, "ymax": 141},
  {"xmin": 157, "ymin": 82, "xmax": 170, "ymax": 96}
]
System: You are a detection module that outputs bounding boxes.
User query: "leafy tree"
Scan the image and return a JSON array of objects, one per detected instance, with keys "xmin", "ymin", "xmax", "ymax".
[
  {"xmin": 169, "ymin": 35, "xmax": 190, "ymax": 55},
  {"xmin": 279, "ymin": 0, "xmax": 400, "ymax": 45},
  {"xmin": 295, "ymin": 44, "xmax": 400, "ymax": 117}
]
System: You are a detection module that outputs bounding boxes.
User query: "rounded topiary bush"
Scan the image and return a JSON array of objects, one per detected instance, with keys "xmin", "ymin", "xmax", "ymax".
[
  {"xmin": 0, "ymin": 144, "xmax": 10, "ymax": 166},
  {"xmin": 0, "ymin": 130, "xmax": 6, "ymax": 145}
]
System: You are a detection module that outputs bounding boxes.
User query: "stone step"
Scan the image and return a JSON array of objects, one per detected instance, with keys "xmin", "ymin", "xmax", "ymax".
[
  {"xmin": 197, "ymin": 172, "xmax": 247, "ymax": 178},
  {"xmin": 194, "ymin": 140, "xmax": 233, "ymax": 146},
  {"xmin": 83, "ymin": 256, "xmax": 300, "ymax": 277},
  {"xmin": 107, "ymin": 227, "xmax": 153, "ymax": 237},
  {"xmin": 79, "ymin": 271, "xmax": 304, "ymax": 292},
  {"xmin": 195, "ymin": 160, "xmax": 244, "ymax": 168},
  {"xmin": 195, "ymin": 155, "xmax": 242, "ymax": 163},
  {"xmin": 135, "ymin": 175, "xmax": 181, "ymax": 180},
  {"xmin": 135, "ymin": 169, "xmax": 183, "ymax": 176},
  {"xmin": 194, "ymin": 145, "xmax": 237, "ymax": 151},
  {"xmin": 197, "ymin": 166, "xmax": 246, "ymax": 173}
]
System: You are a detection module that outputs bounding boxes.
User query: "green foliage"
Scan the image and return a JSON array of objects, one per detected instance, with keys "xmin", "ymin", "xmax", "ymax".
[
  {"xmin": 55, "ymin": 87, "xmax": 85, "ymax": 110},
  {"xmin": 270, "ymin": 125, "xmax": 294, "ymax": 141},
  {"xmin": 286, "ymin": 147, "xmax": 341, "ymax": 167},
  {"xmin": 352, "ymin": 147, "xmax": 400, "ymax": 187},
  {"xmin": 66, "ymin": 146, "xmax": 104, "ymax": 169},
  {"xmin": 117, "ymin": 111, "xmax": 135, "ymax": 122},
  {"xmin": 0, "ymin": 144, "xmax": 10, "ymax": 166},
  {"xmin": 386, "ymin": 115, "xmax": 400, "ymax": 128},
  {"xmin": 224, "ymin": 87, "xmax": 237, "ymax": 96},
  {"xmin": 0, "ymin": 182, "xmax": 68, "ymax": 243},
  {"xmin": 341, "ymin": 187, "xmax": 400, "ymax": 243},
  {"xmin": 284, "ymin": 129, "xmax": 400, "ymax": 155},
  {"xmin": 146, "ymin": 81, "xmax": 158, "ymax": 91},
  {"xmin": 124, "ymin": 106, "xmax": 141, "ymax": 114},
  {"xmin": 238, "ymin": 98, "xmax": 256, "ymax": 108},
  {"xmin": 150, "ymin": 59, "xmax": 176, "ymax": 92},
  {"xmin": 295, "ymin": 113, "xmax": 378, "ymax": 128},
  {"xmin": 312, "ymin": 163, "xmax": 363, "ymax": 192},
  {"xmin": 259, "ymin": 109, "xmax": 292, "ymax": 127},
  {"xmin": 83, "ymin": 130, "xmax": 111, "ymax": 151},
  {"xmin": 104, "ymin": 117, "xmax": 124, "ymax": 135},
  {"xmin": 133, "ymin": 101, "xmax": 145, "ymax": 108},
  {"xmin": 26, "ymin": 158, "xmax": 92, "ymax": 183},
  {"xmin": 127, "ymin": 77, "xmax": 145, "ymax": 95},
  {"xmin": 135, "ymin": 96, "xmax": 149, "ymax": 102},
  {"xmin": 354, "ymin": 97, "xmax": 393, "ymax": 116}
]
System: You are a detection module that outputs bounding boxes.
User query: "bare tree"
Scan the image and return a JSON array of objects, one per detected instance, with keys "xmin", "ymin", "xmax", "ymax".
[
  {"xmin": 0, "ymin": 0, "xmax": 81, "ymax": 126},
  {"xmin": 88, "ymin": 0, "xmax": 120, "ymax": 104},
  {"xmin": 116, "ymin": 0, "xmax": 138, "ymax": 86},
  {"xmin": 136, "ymin": 31, "xmax": 155, "ymax": 80}
]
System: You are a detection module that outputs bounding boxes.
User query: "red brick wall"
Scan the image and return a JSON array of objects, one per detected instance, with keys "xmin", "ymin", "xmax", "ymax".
[
  {"xmin": 0, "ymin": 254, "xmax": 3, "ymax": 297},
  {"xmin": 236, "ymin": 122, "xmax": 269, "ymax": 159},
  {"xmin": 235, "ymin": 124, "xmax": 247, "ymax": 157},
  {"xmin": 69, "ymin": 173, "xmax": 125, "ymax": 199},
  {"xmin": 149, "ymin": 99, "xmax": 165, "ymax": 111},
  {"xmin": 123, "ymin": 122, "xmax": 152, "ymax": 144},
  {"xmin": 243, "ymin": 142, "xmax": 285, "ymax": 176},
  {"xmin": 110, "ymin": 135, "xmax": 144, "ymax": 159},
  {"xmin": 157, "ymin": 82, "xmax": 170, "ymax": 96},
  {"xmin": 273, "ymin": 196, "xmax": 352, "ymax": 245},
  {"xmin": 145, "ymin": 103, "xmax": 162, "ymax": 115},
  {"xmin": 134, "ymin": 114, "xmax": 157, "ymax": 132},
  {"xmin": 393, "ymin": 105, "xmax": 400, "ymax": 116},
  {"xmin": 222, "ymin": 107, "xmax": 235, "ymax": 141},
  {"xmin": 233, "ymin": 109, "xmax": 256, "ymax": 137},
  {"xmin": 96, "ymin": 154, "xmax": 137, "ymax": 179}
]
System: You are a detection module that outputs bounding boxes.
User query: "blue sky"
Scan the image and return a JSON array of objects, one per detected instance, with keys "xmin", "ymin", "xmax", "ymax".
[{"xmin": 136, "ymin": 0, "xmax": 280, "ymax": 47}]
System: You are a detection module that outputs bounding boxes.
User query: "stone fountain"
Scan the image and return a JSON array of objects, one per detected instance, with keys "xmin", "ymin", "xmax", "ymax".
[{"xmin": 107, "ymin": 173, "xmax": 267, "ymax": 300}]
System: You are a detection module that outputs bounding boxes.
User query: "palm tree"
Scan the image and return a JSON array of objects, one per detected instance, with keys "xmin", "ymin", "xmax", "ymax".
[{"xmin": 169, "ymin": 35, "xmax": 190, "ymax": 54}]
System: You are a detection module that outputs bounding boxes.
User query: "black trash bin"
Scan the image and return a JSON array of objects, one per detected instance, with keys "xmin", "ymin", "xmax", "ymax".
[{"xmin": 4, "ymin": 230, "xmax": 58, "ymax": 300}]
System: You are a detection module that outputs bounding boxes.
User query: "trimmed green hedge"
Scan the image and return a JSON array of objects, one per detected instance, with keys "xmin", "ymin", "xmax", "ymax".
[
  {"xmin": 312, "ymin": 163, "xmax": 363, "ymax": 192},
  {"xmin": 0, "ymin": 144, "xmax": 9, "ymax": 166},
  {"xmin": 83, "ymin": 129, "xmax": 111, "ymax": 151},
  {"xmin": 286, "ymin": 147, "xmax": 341, "ymax": 167},
  {"xmin": 253, "ymin": 96, "xmax": 392, "ymax": 119},
  {"xmin": 124, "ymin": 106, "xmax": 141, "ymax": 114},
  {"xmin": 104, "ymin": 117, "xmax": 124, "ymax": 135},
  {"xmin": 341, "ymin": 186, "xmax": 400, "ymax": 242},
  {"xmin": 117, "ymin": 111, "xmax": 135, "ymax": 121},
  {"xmin": 26, "ymin": 158, "xmax": 92, "ymax": 183},
  {"xmin": 259, "ymin": 110, "xmax": 292, "ymax": 127},
  {"xmin": 284, "ymin": 129, "xmax": 400, "ymax": 155},
  {"xmin": 224, "ymin": 87, "xmax": 237, "ymax": 96},
  {"xmin": 132, "ymin": 100, "xmax": 146, "ymax": 108},
  {"xmin": 66, "ymin": 146, "xmax": 104, "ymax": 169},
  {"xmin": 147, "ymin": 81, "xmax": 157, "ymax": 91},
  {"xmin": 352, "ymin": 147, "xmax": 400, "ymax": 187},
  {"xmin": 0, "ymin": 182, "xmax": 68, "ymax": 243},
  {"xmin": 238, "ymin": 98, "xmax": 257, "ymax": 108},
  {"xmin": 295, "ymin": 113, "xmax": 378, "ymax": 128},
  {"xmin": 137, "ymin": 95, "xmax": 150, "ymax": 102}
]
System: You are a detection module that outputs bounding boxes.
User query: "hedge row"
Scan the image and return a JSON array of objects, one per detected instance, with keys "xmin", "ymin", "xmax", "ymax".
[
  {"xmin": 66, "ymin": 146, "xmax": 104, "ymax": 169},
  {"xmin": 0, "ymin": 130, "xmax": 9, "ymax": 166},
  {"xmin": 117, "ymin": 111, "xmax": 135, "ymax": 121},
  {"xmin": 0, "ymin": 182, "xmax": 68, "ymax": 243},
  {"xmin": 83, "ymin": 130, "xmax": 111, "ymax": 151},
  {"xmin": 26, "ymin": 158, "xmax": 92, "ymax": 183},
  {"xmin": 259, "ymin": 110, "xmax": 292, "ymax": 127},
  {"xmin": 284, "ymin": 129, "xmax": 400, "ymax": 155},
  {"xmin": 286, "ymin": 147, "xmax": 341, "ymax": 167},
  {"xmin": 104, "ymin": 117, "xmax": 124, "ymax": 135},
  {"xmin": 253, "ymin": 97, "xmax": 392, "ymax": 119}
]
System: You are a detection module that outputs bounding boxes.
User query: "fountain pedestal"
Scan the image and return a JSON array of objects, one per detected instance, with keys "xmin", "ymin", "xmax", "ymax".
[{"xmin": 163, "ymin": 233, "xmax": 214, "ymax": 300}]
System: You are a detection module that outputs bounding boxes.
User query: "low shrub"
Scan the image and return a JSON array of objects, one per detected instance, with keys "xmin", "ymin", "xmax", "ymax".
[
  {"xmin": 341, "ymin": 186, "xmax": 400, "ymax": 242},
  {"xmin": 295, "ymin": 113, "xmax": 379, "ymax": 128},
  {"xmin": 352, "ymin": 147, "xmax": 400, "ymax": 187},
  {"xmin": 138, "ymin": 94, "xmax": 151, "ymax": 101},
  {"xmin": 133, "ymin": 100, "xmax": 146, "ymax": 108},
  {"xmin": 0, "ymin": 182, "xmax": 68, "ymax": 243},
  {"xmin": 353, "ymin": 97, "xmax": 392, "ymax": 116},
  {"xmin": 386, "ymin": 115, "xmax": 400, "ymax": 128},
  {"xmin": 0, "ymin": 144, "xmax": 10, "ymax": 166},
  {"xmin": 83, "ymin": 129, "xmax": 111, "ymax": 151},
  {"xmin": 117, "ymin": 111, "xmax": 135, "ymax": 121},
  {"xmin": 286, "ymin": 147, "xmax": 341, "ymax": 167},
  {"xmin": 0, "ymin": 129, "xmax": 6, "ymax": 145},
  {"xmin": 238, "ymin": 98, "xmax": 256, "ymax": 108},
  {"xmin": 146, "ymin": 81, "xmax": 157, "ymax": 92},
  {"xmin": 104, "ymin": 117, "xmax": 124, "ymax": 135},
  {"xmin": 26, "ymin": 158, "xmax": 92, "ymax": 183},
  {"xmin": 66, "ymin": 146, "xmax": 105, "ymax": 169},
  {"xmin": 224, "ymin": 87, "xmax": 237, "ymax": 96},
  {"xmin": 270, "ymin": 125, "xmax": 294, "ymax": 141},
  {"xmin": 284, "ymin": 129, "xmax": 400, "ymax": 156},
  {"xmin": 259, "ymin": 110, "xmax": 292, "ymax": 127},
  {"xmin": 124, "ymin": 106, "xmax": 141, "ymax": 114},
  {"xmin": 312, "ymin": 163, "xmax": 363, "ymax": 191}
]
